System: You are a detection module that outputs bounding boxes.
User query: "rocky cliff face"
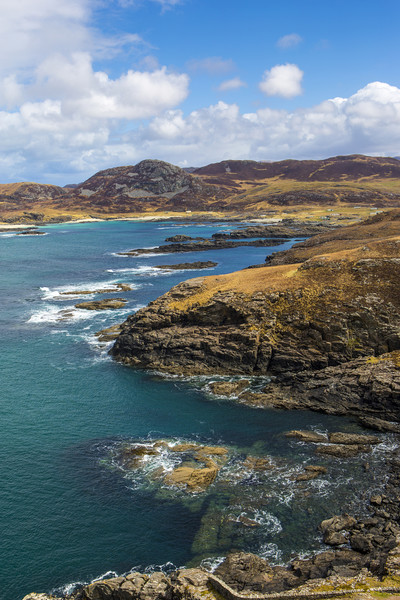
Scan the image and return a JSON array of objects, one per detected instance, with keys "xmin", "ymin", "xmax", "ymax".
[
  {"xmin": 111, "ymin": 211, "xmax": 400, "ymax": 424},
  {"xmin": 111, "ymin": 251, "xmax": 400, "ymax": 377}
]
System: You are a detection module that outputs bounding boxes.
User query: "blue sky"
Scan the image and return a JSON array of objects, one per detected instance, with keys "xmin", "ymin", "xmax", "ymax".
[{"xmin": 0, "ymin": 0, "xmax": 399, "ymax": 184}]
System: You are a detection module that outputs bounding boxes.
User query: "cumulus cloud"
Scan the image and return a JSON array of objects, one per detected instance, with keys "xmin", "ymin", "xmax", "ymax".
[
  {"xmin": 130, "ymin": 82, "xmax": 400, "ymax": 167},
  {"xmin": 0, "ymin": 0, "xmax": 190, "ymax": 181},
  {"xmin": 259, "ymin": 63, "xmax": 304, "ymax": 98},
  {"xmin": 186, "ymin": 57, "xmax": 235, "ymax": 75},
  {"xmin": 1, "ymin": 81, "xmax": 400, "ymax": 183},
  {"xmin": 218, "ymin": 77, "xmax": 247, "ymax": 92},
  {"xmin": 32, "ymin": 53, "xmax": 189, "ymax": 119},
  {"xmin": 277, "ymin": 33, "xmax": 302, "ymax": 49},
  {"xmin": 0, "ymin": 0, "xmax": 92, "ymax": 76}
]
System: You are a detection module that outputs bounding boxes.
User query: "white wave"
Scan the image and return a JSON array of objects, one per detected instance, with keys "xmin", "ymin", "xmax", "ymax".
[
  {"xmin": 143, "ymin": 562, "xmax": 179, "ymax": 574},
  {"xmin": 134, "ymin": 252, "xmax": 171, "ymax": 258},
  {"xmin": 92, "ymin": 570, "xmax": 119, "ymax": 582},
  {"xmin": 39, "ymin": 280, "xmax": 137, "ymax": 301},
  {"xmin": 0, "ymin": 232, "xmax": 17, "ymax": 237},
  {"xmin": 253, "ymin": 510, "xmax": 282, "ymax": 533},
  {"xmin": 51, "ymin": 580, "xmax": 86, "ymax": 596},
  {"xmin": 27, "ymin": 303, "xmax": 137, "ymax": 325},
  {"xmin": 106, "ymin": 265, "xmax": 179, "ymax": 277},
  {"xmin": 27, "ymin": 304, "xmax": 93, "ymax": 324},
  {"xmin": 200, "ymin": 556, "xmax": 225, "ymax": 572},
  {"xmin": 258, "ymin": 542, "xmax": 283, "ymax": 565},
  {"xmin": 372, "ymin": 439, "xmax": 399, "ymax": 454}
]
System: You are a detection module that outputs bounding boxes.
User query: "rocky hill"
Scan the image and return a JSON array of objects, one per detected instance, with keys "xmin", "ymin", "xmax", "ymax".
[
  {"xmin": 2, "ymin": 156, "xmax": 400, "ymax": 223},
  {"xmin": 72, "ymin": 159, "xmax": 229, "ymax": 212}
]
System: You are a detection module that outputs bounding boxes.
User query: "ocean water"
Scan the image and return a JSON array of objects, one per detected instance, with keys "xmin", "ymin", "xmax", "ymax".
[{"xmin": 0, "ymin": 221, "xmax": 394, "ymax": 600}]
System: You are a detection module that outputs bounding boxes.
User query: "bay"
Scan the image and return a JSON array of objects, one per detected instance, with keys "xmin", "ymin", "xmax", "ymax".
[{"xmin": 0, "ymin": 221, "xmax": 393, "ymax": 600}]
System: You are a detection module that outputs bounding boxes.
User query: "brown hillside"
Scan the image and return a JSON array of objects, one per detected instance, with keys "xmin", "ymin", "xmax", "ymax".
[
  {"xmin": 194, "ymin": 155, "xmax": 400, "ymax": 186},
  {"xmin": 267, "ymin": 208, "xmax": 400, "ymax": 265},
  {"xmin": 2, "ymin": 156, "xmax": 400, "ymax": 223}
]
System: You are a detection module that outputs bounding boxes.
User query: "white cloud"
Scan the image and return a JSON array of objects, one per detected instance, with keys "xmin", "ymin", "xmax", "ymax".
[
  {"xmin": 218, "ymin": 77, "xmax": 247, "ymax": 92},
  {"xmin": 1, "ymin": 81, "xmax": 400, "ymax": 183},
  {"xmin": 277, "ymin": 33, "xmax": 302, "ymax": 49},
  {"xmin": 32, "ymin": 53, "xmax": 189, "ymax": 119},
  {"xmin": 129, "ymin": 82, "xmax": 400, "ymax": 168},
  {"xmin": 118, "ymin": 0, "xmax": 183, "ymax": 8},
  {"xmin": 259, "ymin": 63, "xmax": 304, "ymax": 98},
  {"xmin": 0, "ymin": 0, "xmax": 92, "ymax": 76},
  {"xmin": 186, "ymin": 57, "xmax": 235, "ymax": 75}
]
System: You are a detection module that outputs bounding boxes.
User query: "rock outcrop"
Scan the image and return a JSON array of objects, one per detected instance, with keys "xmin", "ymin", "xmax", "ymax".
[
  {"xmin": 76, "ymin": 298, "xmax": 127, "ymax": 310},
  {"xmin": 154, "ymin": 261, "xmax": 217, "ymax": 270},
  {"xmin": 119, "ymin": 237, "xmax": 286, "ymax": 256},
  {"xmin": 111, "ymin": 252, "xmax": 400, "ymax": 377}
]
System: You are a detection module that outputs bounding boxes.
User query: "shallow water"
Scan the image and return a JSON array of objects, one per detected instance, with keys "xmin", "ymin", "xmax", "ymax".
[{"xmin": 0, "ymin": 221, "xmax": 393, "ymax": 599}]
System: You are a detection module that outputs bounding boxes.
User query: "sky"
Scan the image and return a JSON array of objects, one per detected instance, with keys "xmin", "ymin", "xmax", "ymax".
[{"xmin": 1, "ymin": 0, "xmax": 400, "ymax": 184}]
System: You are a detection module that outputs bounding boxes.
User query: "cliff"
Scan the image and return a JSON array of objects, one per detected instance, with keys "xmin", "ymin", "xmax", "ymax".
[{"xmin": 111, "ymin": 210, "xmax": 400, "ymax": 425}]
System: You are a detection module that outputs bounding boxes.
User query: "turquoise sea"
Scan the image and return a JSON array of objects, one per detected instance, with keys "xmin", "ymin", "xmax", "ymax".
[{"xmin": 0, "ymin": 221, "xmax": 395, "ymax": 600}]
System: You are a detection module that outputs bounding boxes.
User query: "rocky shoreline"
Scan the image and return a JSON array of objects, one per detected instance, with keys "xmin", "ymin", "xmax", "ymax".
[{"xmin": 23, "ymin": 210, "xmax": 400, "ymax": 600}]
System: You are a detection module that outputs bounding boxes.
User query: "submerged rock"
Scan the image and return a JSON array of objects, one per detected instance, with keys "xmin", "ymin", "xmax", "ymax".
[
  {"xmin": 154, "ymin": 261, "xmax": 217, "ymax": 270},
  {"xmin": 61, "ymin": 283, "xmax": 132, "ymax": 295},
  {"xmin": 75, "ymin": 298, "xmax": 127, "ymax": 310},
  {"xmin": 113, "ymin": 440, "xmax": 229, "ymax": 493},
  {"xmin": 95, "ymin": 323, "xmax": 123, "ymax": 342},
  {"xmin": 285, "ymin": 430, "xmax": 327, "ymax": 443},
  {"xmin": 328, "ymin": 432, "xmax": 381, "ymax": 445},
  {"xmin": 315, "ymin": 444, "xmax": 369, "ymax": 458},
  {"xmin": 295, "ymin": 465, "xmax": 327, "ymax": 482},
  {"xmin": 208, "ymin": 380, "xmax": 250, "ymax": 397}
]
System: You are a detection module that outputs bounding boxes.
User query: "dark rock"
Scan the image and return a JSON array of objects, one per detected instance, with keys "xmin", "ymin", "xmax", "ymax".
[
  {"xmin": 119, "ymin": 238, "xmax": 286, "ymax": 256},
  {"xmin": 350, "ymin": 534, "xmax": 373, "ymax": 553},
  {"xmin": 154, "ymin": 261, "xmax": 217, "ymax": 270},
  {"xmin": 213, "ymin": 552, "xmax": 274, "ymax": 592},
  {"xmin": 320, "ymin": 514, "xmax": 357, "ymax": 535},
  {"xmin": 95, "ymin": 323, "xmax": 123, "ymax": 342},
  {"xmin": 165, "ymin": 234, "xmax": 203, "ymax": 242},
  {"xmin": 323, "ymin": 531, "xmax": 348, "ymax": 545}
]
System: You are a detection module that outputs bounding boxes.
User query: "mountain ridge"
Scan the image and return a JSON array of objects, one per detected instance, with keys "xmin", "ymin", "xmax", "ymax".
[{"xmin": 2, "ymin": 155, "xmax": 400, "ymax": 223}]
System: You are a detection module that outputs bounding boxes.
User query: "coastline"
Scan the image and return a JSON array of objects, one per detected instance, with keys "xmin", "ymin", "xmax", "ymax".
[{"xmin": 15, "ymin": 210, "xmax": 400, "ymax": 599}]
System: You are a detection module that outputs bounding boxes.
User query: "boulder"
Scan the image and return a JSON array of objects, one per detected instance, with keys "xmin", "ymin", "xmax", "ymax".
[
  {"xmin": 164, "ymin": 464, "xmax": 218, "ymax": 491},
  {"xmin": 315, "ymin": 444, "xmax": 369, "ymax": 458},
  {"xmin": 208, "ymin": 380, "xmax": 250, "ymax": 397},
  {"xmin": 285, "ymin": 430, "xmax": 327, "ymax": 443},
  {"xmin": 95, "ymin": 323, "xmax": 123, "ymax": 342},
  {"xmin": 328, "ymin": 432, "xmax": 380, "ymax": 445},
  {"xmin": 76, "ymin": 298, "xmax": 127, "ymax": 310}
]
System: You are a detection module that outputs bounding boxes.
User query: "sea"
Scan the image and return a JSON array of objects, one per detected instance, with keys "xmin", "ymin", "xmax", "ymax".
[{"xmin": 0, "ymin": 220, "xmax": 396, "ymax": 600}]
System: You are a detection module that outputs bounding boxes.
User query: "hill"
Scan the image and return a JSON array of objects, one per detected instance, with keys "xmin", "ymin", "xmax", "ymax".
[{"xmin": 2, "ymin": 155, "xmax": 400, "ymax": 223}]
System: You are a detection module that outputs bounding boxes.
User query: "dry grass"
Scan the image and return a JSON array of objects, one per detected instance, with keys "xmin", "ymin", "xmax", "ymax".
[{"xmin": 168, "ymin": 235, "xmax": 400, "ymax": 312}]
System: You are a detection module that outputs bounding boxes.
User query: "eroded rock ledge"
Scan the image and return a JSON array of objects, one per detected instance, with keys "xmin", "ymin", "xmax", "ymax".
[{"xmin": 111, "ymin": 253, "xmax": 400, "ymax": 379}]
